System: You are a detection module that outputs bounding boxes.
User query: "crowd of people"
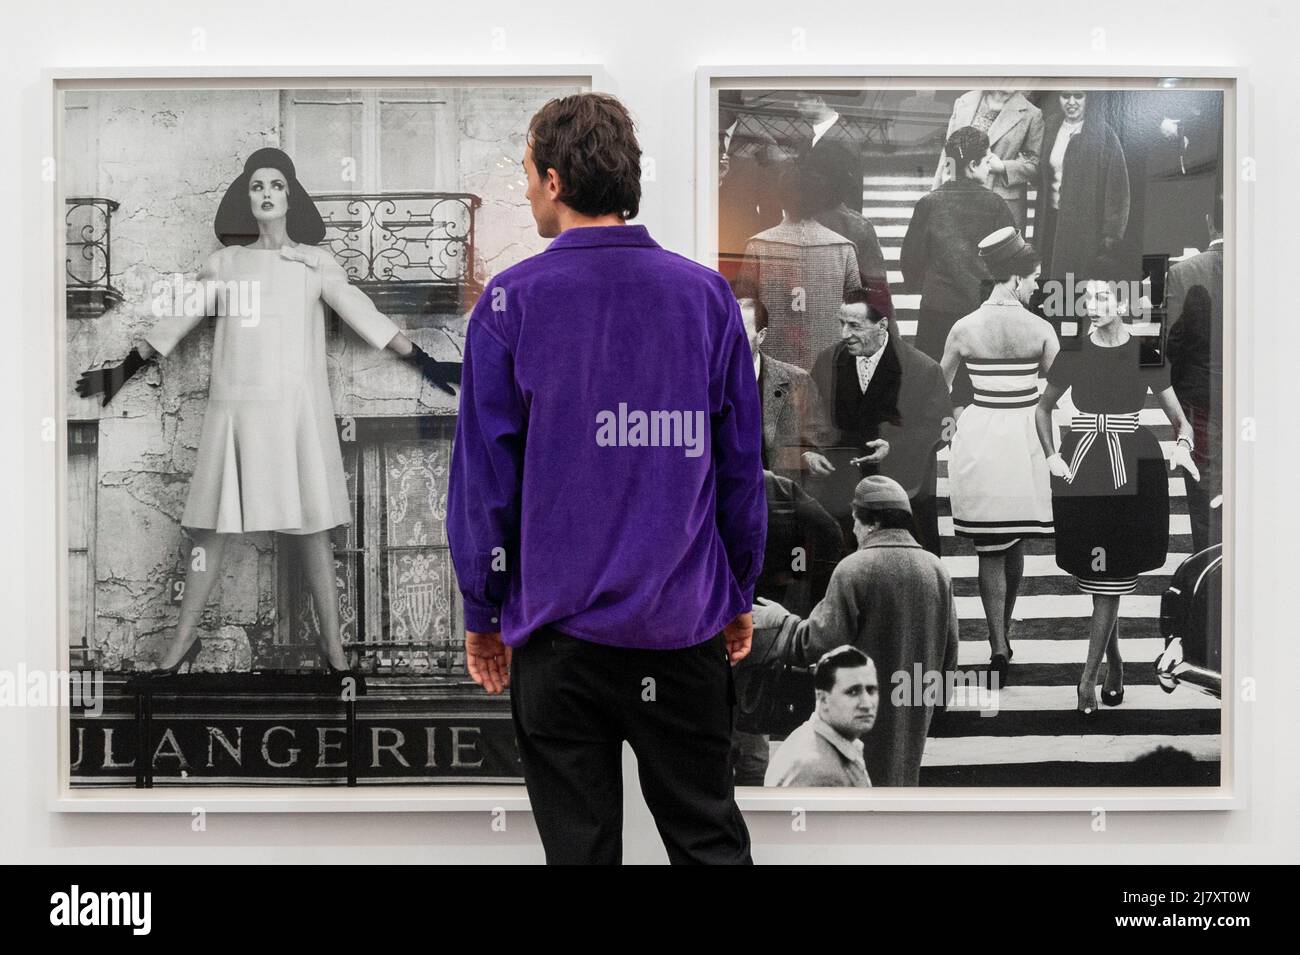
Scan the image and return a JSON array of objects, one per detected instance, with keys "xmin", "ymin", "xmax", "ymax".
[{"xmin": 719, "ymin": 87, "xmax": 1225, "ymax": 787}]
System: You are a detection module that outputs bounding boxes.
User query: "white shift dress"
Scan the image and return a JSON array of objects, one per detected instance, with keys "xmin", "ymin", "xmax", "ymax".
[
  {"xmin": 948, "ymin": 354, "xmax": 1054, "ymax": 552},
  {"xmin": 146, "ymin": 244, "xmax": 401, "ymax": 534}
]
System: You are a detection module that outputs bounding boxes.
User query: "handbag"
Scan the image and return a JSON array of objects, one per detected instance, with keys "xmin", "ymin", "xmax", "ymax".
[{"xmin": 733, "ymin": 612, "xmax": 815, "ymax": 736}]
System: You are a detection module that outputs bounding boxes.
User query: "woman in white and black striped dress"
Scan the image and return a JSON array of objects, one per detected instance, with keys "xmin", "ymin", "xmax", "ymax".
[{"xmin": 942, "ymin": 227, "xmax": 1058, "ymax": 686}]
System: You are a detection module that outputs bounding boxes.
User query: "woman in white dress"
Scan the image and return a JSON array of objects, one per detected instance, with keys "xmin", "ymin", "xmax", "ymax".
[
  {"xmin": 940, "ymin": 227, "xmax": 1058, "ymax": 685},
  {"xmin": 76, "ymin": 148, "xmax": 459, "ymax": 672}
]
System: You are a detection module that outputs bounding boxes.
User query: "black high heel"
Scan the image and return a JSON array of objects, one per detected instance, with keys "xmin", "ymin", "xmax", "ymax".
[
  {"xmin": 321, "ymin": 642, "xmax": 354, "ymax": 676},
  {"xmin": 1101, "ymin": 664, "xmax": 1124, "ymax": 706},
  {"xmin": 989, "ymin": 653, "xmax": 1010, "ymax": 688},
  {"xmin": 1077, "ymin": 684, "xmax": 1097, "ymax": 717},
  {"xmin": 152, "ymin": 637, "xmax": 201, "ymax": 675}
]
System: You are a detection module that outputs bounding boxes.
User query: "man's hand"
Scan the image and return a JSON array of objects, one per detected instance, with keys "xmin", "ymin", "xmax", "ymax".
[
  {"xmin": 722, "ymin": 612, "xmax": 753, "ymax": 665},
  {"xmin": 802, "ymin": 451, "xmax": 836, "ymax": 475},
  {"xmin": 852, "ymin": 438, "xmax": 889, "ymax": 466},
  {"xmin": 466, "ymin": 630, "xmax": 511, "ymax": 694}
]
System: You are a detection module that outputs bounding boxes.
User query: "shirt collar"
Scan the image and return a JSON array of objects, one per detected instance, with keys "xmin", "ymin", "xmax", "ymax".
[
  {"xmin": 1208, "ymin": 237, "xmax": 1225, "ymax": 251},
  {"xmin": 812, "ymin": 711, "xmax": 866, "ymax": 768},
  {"xmin": 857, "ymin": 348, "xmax": 883, "ymax": 370},
  {"xmin": 544, "ymin": 224, "xmax": 660, "ymax": 253},
  {"xmin": 813, "ymin": 112, "xmax": 839, "ymax": 137}
]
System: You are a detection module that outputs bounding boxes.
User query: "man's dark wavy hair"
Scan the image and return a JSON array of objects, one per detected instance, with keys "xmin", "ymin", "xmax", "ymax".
[{"xmin": 527, "ymin": 93, "xmax": 642, "ymax": 219}]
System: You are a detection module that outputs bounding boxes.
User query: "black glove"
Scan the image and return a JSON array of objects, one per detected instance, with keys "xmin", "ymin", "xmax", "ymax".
[
  {"xmin": 75, "ymin": 347, "xmax": 152, "ymax": 406},
  {"xmin": 404, "ymin": 343, "xmax": 461, "ymax": 397}
]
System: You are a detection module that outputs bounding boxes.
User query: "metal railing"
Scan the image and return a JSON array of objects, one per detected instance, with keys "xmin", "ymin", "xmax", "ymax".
[
  {"xmin": 65, "ymin": 197, "xmax": 123, "ymax": 317},
  {"xmin": 313, "ymin": 192, "xmax": 482, "ymax": 316}
]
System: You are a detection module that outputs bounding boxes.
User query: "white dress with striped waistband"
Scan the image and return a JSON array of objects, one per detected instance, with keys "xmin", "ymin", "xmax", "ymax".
[{"xmin": 949, "ymin": 357, "xmax": 1053, "ymax": 552}]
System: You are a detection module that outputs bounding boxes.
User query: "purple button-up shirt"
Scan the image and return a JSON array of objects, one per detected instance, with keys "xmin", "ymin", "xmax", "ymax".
[{"xmin": 447, "ymin": 224, "xmax": 767, "ymax": 650}]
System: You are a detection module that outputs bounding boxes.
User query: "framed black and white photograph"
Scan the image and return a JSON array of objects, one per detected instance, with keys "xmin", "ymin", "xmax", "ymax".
[
  {"xmin": 697, "ymin": 67, "xmax": 1244, "ymax": 809},
  {"xmin": 52, "ymin": 67, "xmax": 599, "ymax": 809}
]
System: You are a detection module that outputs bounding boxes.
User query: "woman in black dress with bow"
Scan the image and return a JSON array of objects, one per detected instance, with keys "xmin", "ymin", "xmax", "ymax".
[{"xmin": 1035, "ymin": 280, "xmax": 1199, "ymax": 715}]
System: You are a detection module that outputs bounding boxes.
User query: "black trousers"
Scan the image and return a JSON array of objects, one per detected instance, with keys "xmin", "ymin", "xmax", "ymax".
[{"xmin": 510, "ymin": 624, "xmax": 753, "ymax": 865}]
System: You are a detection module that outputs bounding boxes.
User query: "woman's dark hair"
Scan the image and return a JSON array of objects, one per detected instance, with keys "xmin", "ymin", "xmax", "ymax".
[
  {"xmin": 944, "ymin": 126, "xmax": 991, "ymax": 177},
  {"xmin": 776, "ymin": 159, "xmax": 835, "ymax": 219},
  {"xmin": 527, "ymin": 93, "xmax": 641, "ymax": 219},
  {"xmin": 213, "ymin": 146, "xmax": 325, "ymax": 247},
  {"xmin": 813, "ymin": 644, "xmax": 872, "ymax": 693},
  {"xmin": 984, "ymin": 246, "xmax": 1042, "ymax": 285},
  {"xmin": 851, "ymin": 505, "xmax": 919, "ymax": 540}
]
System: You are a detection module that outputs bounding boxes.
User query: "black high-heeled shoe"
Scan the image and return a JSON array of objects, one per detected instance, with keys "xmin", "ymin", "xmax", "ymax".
[
  {"xmin": 1077, "ymin": 685, "xmax": 1097, "ymax": 717},
  {"xmin": 989, "ymin": 653, "xmax": 1010, "ymax": 688},
  {"xmin": 1100, "ymin": 664, "xmax": 1124, "ymax": 706},
  {"xmin": 320, "ymin": 643, "xmax": 354, "ymax": 676},
  {"xmin": 152, "ymin": 637, "xmax": 201, "ymax": 676}
]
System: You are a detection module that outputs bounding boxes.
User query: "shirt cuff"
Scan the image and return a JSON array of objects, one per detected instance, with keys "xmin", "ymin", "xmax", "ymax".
[{"xmin": 462, "ymin": 594, "xmax": 503, "ymax": 633}]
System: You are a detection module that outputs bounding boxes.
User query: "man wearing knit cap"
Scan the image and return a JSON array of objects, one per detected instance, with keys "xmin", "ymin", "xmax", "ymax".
[{"xmin": 754, "ymin": 475, "xmax": 960, "ymax": 786}]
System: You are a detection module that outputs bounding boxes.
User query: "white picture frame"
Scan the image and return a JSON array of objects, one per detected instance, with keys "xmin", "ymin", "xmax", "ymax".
[
  {"xmin": 697, "ymin": 65, "xmax": 1247, "ymax": 811},
  {"xmin": 47, "ymin": 64, "xmax": 604, "ymax": 813}
]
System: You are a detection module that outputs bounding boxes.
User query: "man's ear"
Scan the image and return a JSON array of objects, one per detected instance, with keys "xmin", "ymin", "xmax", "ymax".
[
  {"xmin": 755, "ymin": 328, "xmax": 768, "ymax": 346},
  {"xmin": 545, "ymin": 166, "xmax": 563, "ymax": 199}
]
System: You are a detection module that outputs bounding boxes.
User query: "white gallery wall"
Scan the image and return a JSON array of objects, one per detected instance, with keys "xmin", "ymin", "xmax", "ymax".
[{"xmin": 2, "ymin": 0, "xmax": 1296, "ymax": 863}]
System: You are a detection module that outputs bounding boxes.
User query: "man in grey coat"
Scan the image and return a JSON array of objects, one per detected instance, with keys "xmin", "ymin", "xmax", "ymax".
[{"xmin": 754, "ymin": 476, "xmax": 961, "ymax": 787}]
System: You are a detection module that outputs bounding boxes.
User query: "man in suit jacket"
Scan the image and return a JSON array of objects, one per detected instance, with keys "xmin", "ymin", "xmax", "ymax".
[
  {"xmin": 1166, "ymin": 209, "xmax": 1224, "ymax": 554},
  {"xmin": 737, "ymin": 292, "xmax": 834, "ymax": 481},
  {"xmin": 807, "ymin": 288, "xmax": 953, "ymax": 556},
  {"xmin": 793, "ymin": 90, "xmax": 865, "ymax": 214},
  {"xmin": 933, "ymin": 89, "xmax": 1044, "ymax": 228}
]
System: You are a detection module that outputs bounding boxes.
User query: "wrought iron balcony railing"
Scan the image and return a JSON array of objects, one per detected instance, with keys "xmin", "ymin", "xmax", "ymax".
[
  {"xmin": 314, "ymin": 191, "xmax": 482, "ymax": 320},
  {"xmin": 66, "ymin": 197, "xmax": 124, "ymax": 318}
]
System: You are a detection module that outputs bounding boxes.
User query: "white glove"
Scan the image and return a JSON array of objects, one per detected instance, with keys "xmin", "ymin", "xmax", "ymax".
[
  {"xmin": 1170, "ymin": 442, "xmax": 1200, "ymax": 482},
  {"xmin": 1046, "ymin": 452, "xmax": 1072, "ymax": 480}
]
